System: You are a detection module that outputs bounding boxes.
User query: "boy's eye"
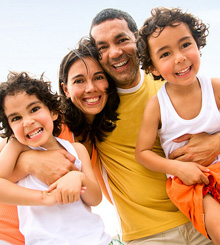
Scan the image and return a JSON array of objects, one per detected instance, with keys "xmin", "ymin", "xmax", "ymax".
[
  {"xmin": 182, "ymin": 42, "xmax": 191, "ymax": 48},
  {"xmin": 31, "ymin": 106, "xmax": 40, "ymax": 113}
]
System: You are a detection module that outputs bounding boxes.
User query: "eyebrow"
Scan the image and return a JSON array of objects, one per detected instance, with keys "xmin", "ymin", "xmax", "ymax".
[
  {"xmin": 156, "ymin": 36, "xmax": 192, "ymax": 55},
  {"xmin": 7, "ymin": 100, "xmax": 41, "ymax": 119},
  {"xmin": 96, "ymin": 32, "xmax": 128, "ymax": 46},
  {"xmin": 70, "ymin": 71, "xmax": 105, "ymax": 80}
]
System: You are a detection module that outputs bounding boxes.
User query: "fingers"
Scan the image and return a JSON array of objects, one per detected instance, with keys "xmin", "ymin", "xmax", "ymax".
[
  {"xmin": 172, "ymin": 134, "xmax": 191, "ymax": 143},
  {"xmin": 200, "ymin": 174, "xmax": 210, "ymax": 185}
]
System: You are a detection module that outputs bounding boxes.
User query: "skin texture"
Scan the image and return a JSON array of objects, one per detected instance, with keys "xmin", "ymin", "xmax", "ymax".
[
  {"xmin": 91, "ymin": 18, "xmax": 140, "ymax": 89},
  {"xmin": 61, "ymin": 57, "xmax": 109, "ymax": 123}
]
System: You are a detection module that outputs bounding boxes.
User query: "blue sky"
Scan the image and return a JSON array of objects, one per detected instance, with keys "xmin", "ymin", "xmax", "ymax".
[
  {"xmin": 1, "ymin": 0, "xmax": 220, "ymax": 93},
  {"xmin": 1, "ymin": 0, "xmax": 220, "ymax": 236}
]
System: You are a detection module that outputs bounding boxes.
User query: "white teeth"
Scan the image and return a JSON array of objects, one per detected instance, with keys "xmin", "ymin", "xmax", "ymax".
[
  {"xmin": 27, "ymin": 128, "xmax": 43, "ymax": 139},
  {"xmin": 113, "ymin": 60, "xmax": 127, "ymax": 68},
  {"xmin": 177, "ymin": 67, "xmax": 190, "ymax": 76},
  {"xmin": 85, "ymin": 97, "xmax": 99, "ymax": 103}
]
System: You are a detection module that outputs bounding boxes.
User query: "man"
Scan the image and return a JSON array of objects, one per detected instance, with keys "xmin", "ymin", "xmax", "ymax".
[
  {"xmin": 89, "ymin": 8, "xmax": 216, "ymax": 244},
  {"xmin": 0, "ymin": 8, "xmax": 218, "ymax": 245}
]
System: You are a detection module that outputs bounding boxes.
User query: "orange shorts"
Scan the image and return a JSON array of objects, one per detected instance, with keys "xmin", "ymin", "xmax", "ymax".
[{"xmin": 166, "ymin": 162, "xmax": 220, "ymax": 238}]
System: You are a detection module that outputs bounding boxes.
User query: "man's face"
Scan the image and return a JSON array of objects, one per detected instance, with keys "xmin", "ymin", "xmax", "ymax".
[{"xmin": 91, "ymin": 18, "xmax": 140, "ymax": 89}]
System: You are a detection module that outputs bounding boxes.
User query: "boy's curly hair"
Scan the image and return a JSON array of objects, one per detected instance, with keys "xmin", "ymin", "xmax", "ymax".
[
  {"xmin": 137, "ymin": 7, "xmax": 209, "ymax": 80},
  {"xmin": 0, "ymin": 72, "xmax": 62, "ymax": 139}
]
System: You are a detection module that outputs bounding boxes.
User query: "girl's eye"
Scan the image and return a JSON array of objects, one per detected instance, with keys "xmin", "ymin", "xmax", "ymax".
[
  {"xmin": 160, "ymin": 52, "xmax": 170, "ymax": 59},
  {"xmin": 31, "ymin": 106, "xmax": 40, "ymax": 113},
  {"xmin": 11, "ymin": 116, "xmax": 21, "ymax": 122}
]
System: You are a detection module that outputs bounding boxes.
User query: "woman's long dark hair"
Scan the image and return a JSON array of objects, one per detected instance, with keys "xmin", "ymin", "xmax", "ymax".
[{"xmin": 59, "ymin": 37, "xmax": 120, "ymax": 143}]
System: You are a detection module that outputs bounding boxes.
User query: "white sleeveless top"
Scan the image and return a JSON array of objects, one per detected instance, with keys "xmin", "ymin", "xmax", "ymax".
[
  {"xmin": 17, "ymin": 137, "xmax": 111, "ymax": 245},
  {"xmin": 157, "ymin": 75, "xmax": 220, "ymax": 178}
]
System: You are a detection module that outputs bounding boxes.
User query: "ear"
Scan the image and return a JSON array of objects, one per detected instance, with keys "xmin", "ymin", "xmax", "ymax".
[
  {"xmin": 61, "ymin": 82, "xmax": 70, "ymax": 98},
  {"xmin": 51, "ymin": 111, "xmax": 58, "ymax": 121},
  {"xmin": 149, "ymin": 65, "xmax": 160, "ymax": 76}
]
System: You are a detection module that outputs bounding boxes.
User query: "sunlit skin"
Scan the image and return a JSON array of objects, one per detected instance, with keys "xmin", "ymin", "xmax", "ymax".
[
  {"xmin": 61, "ymin": 57, "xmax": 109, "ymax": 123},
  {"xmin": 149, "ymin": 23, "xmax": 201, "ymax": 90},
  {"xmin": 4, "ymin": 92, "xmax": 58, "ymax": 150},
  {"xmin": 91, "ymin": 18, "xmax": 140, "ymax": 89}
]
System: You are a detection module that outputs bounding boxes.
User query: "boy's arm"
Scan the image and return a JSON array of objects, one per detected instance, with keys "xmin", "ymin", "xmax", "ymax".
[
  {"xmin": 135, "ymin": 96, "xmax": 209, "ymax": 185},
  {"xmin": 169, "ymin": 77, "xmax": 220, "ymax": 166}
]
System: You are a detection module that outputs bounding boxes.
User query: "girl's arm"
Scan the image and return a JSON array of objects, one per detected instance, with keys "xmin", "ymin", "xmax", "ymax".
[
  {"xmin": 135, "ymin": 96, "xmax": 209, "ymax": 185},
  {"xmin": 48, "ymin": 142, "xmax": 102, "ymax": 207}
]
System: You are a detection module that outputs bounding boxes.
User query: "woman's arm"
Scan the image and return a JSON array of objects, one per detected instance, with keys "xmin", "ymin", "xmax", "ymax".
[
  {"xmin": 0, "ymin": 138, "xmax": 57, "ymax": 206},
  {"xmin": 48, "ymin": 142, "xmax": 102, "ymax": 206}
]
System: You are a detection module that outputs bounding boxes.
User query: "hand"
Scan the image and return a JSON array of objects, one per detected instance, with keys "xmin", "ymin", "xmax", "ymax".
[
  {"xmin": 17, "ymin": 149, "xmax": 79, "ymax": 186},
  {"xmin": 174, "ymin": 160, "xmax": 210, "ymax": 185},
  {"xmin": 47, "ymin": 171, "xmax": 86, "ymax": 205},
  {"xmin": 42, "ymin": 189, "xmax": 58, "ymax": 206},
  {"xmin": 169, "ymin": 132, "xmax": 220, "ymax": 166}
]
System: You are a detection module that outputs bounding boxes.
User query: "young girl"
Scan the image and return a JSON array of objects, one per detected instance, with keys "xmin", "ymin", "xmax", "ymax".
[
  {"xmin": 135, "ymin": 7, "xmax": 220, "ymax": 244},
  {"xmin": 0, "ymin": 71, "xmax": 111, "ymax": 245}
]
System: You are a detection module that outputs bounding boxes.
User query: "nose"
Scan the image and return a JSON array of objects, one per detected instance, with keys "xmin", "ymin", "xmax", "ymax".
[
  {"xmin": 109, "ymin": 45, "xmax": 123, "ymax": 59},
  {"xmin": 85, "ymin": 80, "xmax": 97, "ymax": 93},
  {"xmin": 23, "ymin": 116, "xmax": 34, "ymax": 127},
  {"xmin": 174, "ymin": 52, "xmax": 186, "ymax": 64}
]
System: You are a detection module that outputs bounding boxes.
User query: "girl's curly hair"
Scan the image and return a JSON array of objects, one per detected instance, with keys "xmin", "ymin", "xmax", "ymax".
[
  {"xmin": 137, "ymin": 7, "xmax": 209, "ymax": 80},
  {"xmin": 0, "ymin": 72, "xmax": 62, "ymax": 139},
  {"xmin": 59, "ymin": 37, "xmax": 120, "ymax": 143}
]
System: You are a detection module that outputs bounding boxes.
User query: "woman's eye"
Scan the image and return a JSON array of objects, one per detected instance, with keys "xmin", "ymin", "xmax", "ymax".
[
  {"xmin": 74, "ymin": 79, "xmax": 84, "ymax": 84},
  {"xmin": 96, "ymin": 75, "xmax": 105, "ymax": 80}
]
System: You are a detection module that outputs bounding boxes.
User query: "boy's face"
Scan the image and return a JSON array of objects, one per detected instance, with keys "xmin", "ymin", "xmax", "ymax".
[
  {"xmin": 4, "ymin": 92, "xmax": 57, "ymax": 149},
  {"xmin": 148, "ymin": 22, "xmax": 200, "ymax": 86},
  {"xmin": 91, "ymin": 18, "xmax": 140, "ymax": 89}
]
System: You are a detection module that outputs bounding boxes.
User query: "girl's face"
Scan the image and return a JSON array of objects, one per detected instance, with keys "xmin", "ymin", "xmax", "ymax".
[
  {"xmin": 4, "ymin": 92, "xmax": 58, "ymax": 149},
  {"xmin": 148, "ymin": 22, "xmax": 200, "ymax": 86},
  {"xmin": 62, "ymin": 57, "xmax": 109, "ymax": 122}
]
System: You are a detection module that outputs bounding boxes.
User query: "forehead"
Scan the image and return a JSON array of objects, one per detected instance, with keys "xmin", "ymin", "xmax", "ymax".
[
  {"xmin": 91, "ymin": 18, "xmax": 135, "ymax": 44},
  {"xmin": 68, "ymin": 57, "xmax": 104, "ymax": 76}
]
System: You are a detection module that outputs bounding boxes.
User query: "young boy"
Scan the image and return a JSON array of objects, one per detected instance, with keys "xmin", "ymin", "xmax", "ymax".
[{"xmin": 135, "ymin": 7, "xmax": 220, "ymax": 244}]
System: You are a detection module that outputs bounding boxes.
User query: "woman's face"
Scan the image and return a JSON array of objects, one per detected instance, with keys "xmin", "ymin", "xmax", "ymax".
[{"xmin": 62, "ymin": 57, "xmax": 109, "ymax": 122}]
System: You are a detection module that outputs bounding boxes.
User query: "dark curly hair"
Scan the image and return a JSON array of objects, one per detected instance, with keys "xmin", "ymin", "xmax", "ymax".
[
  {"xmin": 137, "ymin": 7, "xmax": 209, "ymax": 80},
  {"xmin": 59, "ymin": 37, "xmax": 120, "ymax": 143},
  {"xmin": 0, "ymin": 72, "xmax": 62, "ymax": 139}
]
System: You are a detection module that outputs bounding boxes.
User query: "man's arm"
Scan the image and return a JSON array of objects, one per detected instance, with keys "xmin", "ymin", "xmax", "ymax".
[{"xmin": 169, "ymin": 132, "xmax": 220, "ymax": 166}]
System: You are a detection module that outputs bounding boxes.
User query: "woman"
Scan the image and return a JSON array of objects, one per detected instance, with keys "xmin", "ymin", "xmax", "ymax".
[{"xmin": 0, "ymin": 37, "xmax": 120, "ymax": 245}]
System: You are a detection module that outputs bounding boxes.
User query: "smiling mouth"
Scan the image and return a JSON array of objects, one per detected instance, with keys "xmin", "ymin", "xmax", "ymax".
[
  {"xmin": 27, "ymin": 128, "xmax": 43, "ymax": 139},
  {"xmin": 112, "ymin": 60, "xmax": 129, "ymax": 69},
  {"xmin": 84, "ymin": 96, "xmax": 100, "ymax": 103},
  {"xmin": 176, "ymin": 66, "xmax": 191, "ymax": 76}
]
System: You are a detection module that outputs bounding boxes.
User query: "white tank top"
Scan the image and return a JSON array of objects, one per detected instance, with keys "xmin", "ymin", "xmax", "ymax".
[
  {"xmin": 157, "ymin": 75, "xmax": 220, "ymax": 178},
  {"xmin": 17, "ymin": 137, "xmax": 111, "ymax": 245}
]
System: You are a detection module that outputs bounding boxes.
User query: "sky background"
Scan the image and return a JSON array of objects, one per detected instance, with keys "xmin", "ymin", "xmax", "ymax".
[{"xmin": 1, "ymin": 0, "xmax": 220, "ymax": 238}]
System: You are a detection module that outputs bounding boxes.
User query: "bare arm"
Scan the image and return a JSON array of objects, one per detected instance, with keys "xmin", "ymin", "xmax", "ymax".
[
  {"xmin": 169, "ymin": 78, "xmax": 220, "ymax": 166},
  {"xmin": 135, "ymin": 96, "xmax": 209, "ymax": 185},
  {"xmin": 11, "ymin": 148, "xmax": 78, "ymax": 185},
  {"xmin": 0, "ymin": 138, "xmax": 57, "ymax": 206},
  {"xmin": 48, "ymin": 142, "xmax": 102, "ymax": 206}
]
